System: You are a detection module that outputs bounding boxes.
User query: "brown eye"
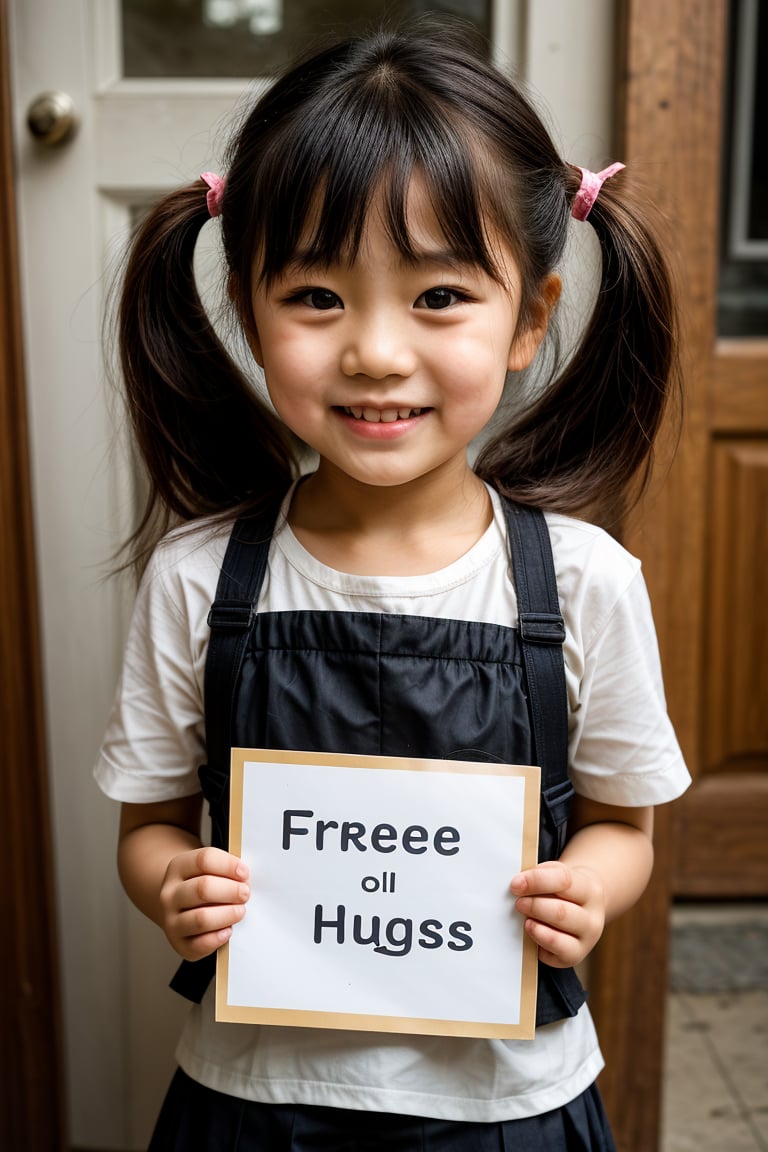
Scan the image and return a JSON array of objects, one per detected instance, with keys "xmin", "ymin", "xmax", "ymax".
[
  {"xmin": 304, "ymin": 288, "xmax": 341, "ymax": 310},
  {"xmin": 417, "ymin": 287, "xmax": 460, "ymax": 310}
]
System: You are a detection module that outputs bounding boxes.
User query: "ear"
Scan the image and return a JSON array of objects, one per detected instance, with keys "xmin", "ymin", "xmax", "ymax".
[{"xmin": 507, "ymin": 273, "xmax": 562, "ymax": 372}]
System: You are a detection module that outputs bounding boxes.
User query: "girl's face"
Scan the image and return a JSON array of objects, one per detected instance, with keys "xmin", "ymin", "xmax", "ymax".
[{"xmin": 248, "ymin": 176, "xmax": 554, "ymax": 494}]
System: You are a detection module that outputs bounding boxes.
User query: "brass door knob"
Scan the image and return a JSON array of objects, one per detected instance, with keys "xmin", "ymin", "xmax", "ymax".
[{"xmin": 26, "ymin": 91, "xmax": 78, "ymax": 146}]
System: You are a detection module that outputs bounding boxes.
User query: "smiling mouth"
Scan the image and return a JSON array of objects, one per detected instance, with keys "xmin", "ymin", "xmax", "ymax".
[{"xmin": 340, "ymin": 406, "xmax": 426, "ymax": 423}]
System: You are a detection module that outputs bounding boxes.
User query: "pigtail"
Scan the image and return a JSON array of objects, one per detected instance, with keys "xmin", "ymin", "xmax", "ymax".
[
  {"xmin": 476, "ymin": 171, "xmax": 681, "ymax": 526},
  {"xmin": 118, "ymin": 181, "xmax": 296, "ymax": 570}
]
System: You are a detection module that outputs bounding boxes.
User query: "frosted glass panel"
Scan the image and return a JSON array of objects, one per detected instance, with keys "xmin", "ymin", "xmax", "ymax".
[
  {"xmin": 122, "ymin": 1, "xmax": 491, "ymax": 79},
  {"xmin": 718, "ymin": 0, "xmax": 768, "ymax": 337}
]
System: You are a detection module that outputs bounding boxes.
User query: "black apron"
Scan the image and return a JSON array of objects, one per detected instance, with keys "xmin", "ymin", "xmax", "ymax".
[{"xmin": 170, "ymin": 496, "xmax": 586, "ymax": 1027}]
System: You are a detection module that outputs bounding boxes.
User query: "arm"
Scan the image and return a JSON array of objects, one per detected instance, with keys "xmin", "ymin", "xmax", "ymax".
[
  {"xmin": 509, "ymin": 794, "xmax": 654, "ymax": 968},
  {"xmin": 118, "ymin": 796, "xmax": 250, "ymax": 961}
]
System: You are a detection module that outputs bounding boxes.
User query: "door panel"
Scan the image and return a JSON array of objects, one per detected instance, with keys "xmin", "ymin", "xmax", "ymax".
[
  {"xmin": 682, "ymin": 421, "xmax": 768, "ymax": 897},
  {"xmin": 120, "ymin": 0, "xmax": 492, "ymax": 78},
  {"xmin": 706, "ymin": 438, "xmax": 768, "ymax": 777}
]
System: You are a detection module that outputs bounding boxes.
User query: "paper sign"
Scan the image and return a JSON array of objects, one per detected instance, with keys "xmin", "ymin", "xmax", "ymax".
[{"xmin": 217, "ymin": 748, "xmax": 540, "ymax": 1039}]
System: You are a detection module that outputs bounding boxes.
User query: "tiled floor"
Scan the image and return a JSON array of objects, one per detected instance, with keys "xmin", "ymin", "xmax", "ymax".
[{"xmin": 661, "ymin": 905, "xmax": 768, "ymax": 1152}]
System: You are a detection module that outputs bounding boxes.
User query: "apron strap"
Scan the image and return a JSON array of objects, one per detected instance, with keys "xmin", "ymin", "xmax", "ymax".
[
  {"xmin": 502, "ymin": 500, "xmax": 585, "ymax": 1025},
  {"xmin": 502, "ymin": 500, "xmax": 568, "ymax": 796},
  {"xmin": 204, "ymin": 504, "xmax": 282, "ymax": 782},
  {"xmin": 169, "ymin": 502, "xmax": 282, "ymax": 1003}
]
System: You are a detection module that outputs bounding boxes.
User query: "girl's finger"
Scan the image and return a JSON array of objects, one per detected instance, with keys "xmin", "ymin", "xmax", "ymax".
[
  {"xmin": 175, "ymin": 900, "xmax": 247, "ymax": 941},
  {"xmin": 522, "ymin": 917, "xmax": 580, "ymax": 968},
  {"xmin": 176, "ymin": 845, "xmax": 249, "ymax": 882},
  {"xmin": 516, "ymin": 894, "xmax": 579, "ymax": 934},
  {"xmin": 509, "ymin": 862, "xmax": 571, "ymax": 898},
  {"xmin": 176, "ymin": 925, "xmax": 236, "ymax": 962},
  {"xmin": 176, "ymin": 875, "xmax": 250, "ymax": 912}
]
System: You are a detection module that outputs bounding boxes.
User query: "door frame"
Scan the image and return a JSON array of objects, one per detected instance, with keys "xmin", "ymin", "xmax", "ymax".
[
  {"xmin": 589, "ymin": 1, "xmax": 725, "ymax": 1148},
  {"xmin": 0, "ymin": 0, "xmax": 66, "ymax": 1147}
]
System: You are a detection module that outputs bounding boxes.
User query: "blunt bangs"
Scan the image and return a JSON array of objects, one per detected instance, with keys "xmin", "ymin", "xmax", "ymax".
[
  {"xmin": 262, "ymin": 109, "xmax": 504, "ymax": 286},
  {"xmin": 226, "ymin": 51, "xmax": 512, "ymax": 292}
]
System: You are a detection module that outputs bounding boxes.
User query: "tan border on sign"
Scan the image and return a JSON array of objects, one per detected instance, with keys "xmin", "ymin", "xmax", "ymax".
[{"xmin": 217, "ymin": 748, "xmax": 541, "ymax": 1039}]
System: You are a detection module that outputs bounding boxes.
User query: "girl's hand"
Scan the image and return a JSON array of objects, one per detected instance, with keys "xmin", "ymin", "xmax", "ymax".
[
  {"xmin": 159, "ymin": 846, "xmax": 250, "ymax": 961},
  {"xmin": 510, "ymin": 800, "xmax": 655, "ymax": 968},
  {"xmin": 509, "ymin": 860, "xmax": 606, "ymax": 968}
]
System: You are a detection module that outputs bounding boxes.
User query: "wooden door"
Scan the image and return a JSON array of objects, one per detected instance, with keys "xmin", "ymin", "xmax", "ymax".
[
  {"xmin": 591, "ymin": 1, "xmax": 768, "ymax": 1149},
  {"xmin": 665, "ymin": 0, "xmax": 768, "ymax": 901},
  {"xmin": 622, "ymin": 1, "xmax": 768, "ymax": 902},
  {"xmin": 0, "ymin": 3, "xmax": 65, "ymax": 1148},
  {"xmin": 616, "ymin": 5, "xmax": 768, "ymax": 897}
]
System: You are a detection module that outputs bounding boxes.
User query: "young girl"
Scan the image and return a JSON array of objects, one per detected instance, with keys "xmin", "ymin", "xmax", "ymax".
[{"xmin": 96, "ymin": 19, "xmax": 690, "ymax": 1151}]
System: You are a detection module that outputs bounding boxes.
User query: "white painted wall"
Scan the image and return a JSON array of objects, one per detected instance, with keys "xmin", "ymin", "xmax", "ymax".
[{"xmin": 523, "ymin": 0, "xmax": 617, "ymax": 349}]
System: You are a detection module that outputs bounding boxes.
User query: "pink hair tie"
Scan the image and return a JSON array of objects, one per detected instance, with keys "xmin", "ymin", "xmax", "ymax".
[
  {"xmin": 201, "ymin": 172, "xmax": 226, "ymax": 218},
  {"xmin": 571, "ymin": 162, "xmax": 625, "ymax": 221}
]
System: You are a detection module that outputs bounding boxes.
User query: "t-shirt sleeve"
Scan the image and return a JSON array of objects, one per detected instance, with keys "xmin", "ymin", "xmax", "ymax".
[
  {"xmin": 93, "ymin": 543, "xmax": 209, "ymax": 803},
  {"xmin": 567, "ymin": 566, "xmax": 691, "ymax": 807}
]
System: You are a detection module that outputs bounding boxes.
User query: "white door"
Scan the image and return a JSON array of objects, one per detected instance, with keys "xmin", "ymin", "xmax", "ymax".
[
  {"xmin": 8, "ymin": 1, "xmax": 613, "ymax": 1147},
  {"xmin": 8, "ymin": 4, "xmax": 258, "ymax": 1146}
]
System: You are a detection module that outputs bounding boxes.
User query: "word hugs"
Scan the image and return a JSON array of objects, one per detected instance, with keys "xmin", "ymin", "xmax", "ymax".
[{"xmin": 314, "ymin": 905, "xmax": 473, "ymax": 957}]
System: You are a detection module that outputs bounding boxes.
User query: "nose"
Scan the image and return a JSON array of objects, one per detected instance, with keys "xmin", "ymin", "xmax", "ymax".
[{"xmin": 340, "ymin": 310, "xmax": 416, "ymax": 379}]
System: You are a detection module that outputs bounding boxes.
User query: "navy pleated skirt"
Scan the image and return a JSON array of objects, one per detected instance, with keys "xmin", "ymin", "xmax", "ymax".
[{"xmin": 147, "ymin": 1068, "xmax": 616, "ymax": 1151}]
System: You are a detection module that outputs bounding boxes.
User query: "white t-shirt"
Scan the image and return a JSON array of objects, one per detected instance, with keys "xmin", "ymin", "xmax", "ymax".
[{"xmin": 95, "ymin": 484, "xmax": 690, "ymax": 1122}]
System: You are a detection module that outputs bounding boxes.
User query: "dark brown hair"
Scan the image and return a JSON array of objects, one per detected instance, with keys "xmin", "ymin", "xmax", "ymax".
[{"xmin": 117, "ymin": 19, "xmax": 679, "ymax": 569}]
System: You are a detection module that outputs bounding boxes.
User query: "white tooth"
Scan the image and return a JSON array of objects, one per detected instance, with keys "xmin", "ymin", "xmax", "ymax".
[
  {"xmin": 363, "ymin": 407, "xmax": 382, "ymax": 422},
  {"xmin": 349, "ymin": 406, "xmax": 363, "ymax": 418},
  {"xmin": 380, "ymin": 410, "xmax": 399, "ymax": 423}
]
